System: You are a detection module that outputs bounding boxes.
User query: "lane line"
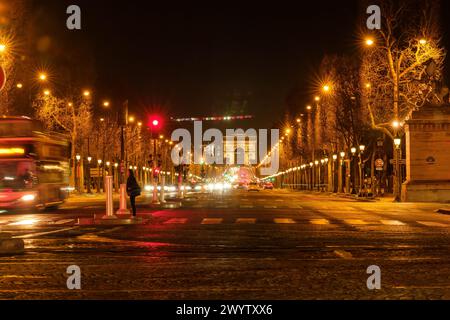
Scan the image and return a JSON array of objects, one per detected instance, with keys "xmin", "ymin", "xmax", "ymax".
[
  {"xmin": 53, "ymin": 219, "xmax": 75, "ymax": 225},
  {"xmin": 417, "ymin": 221, "xmax": 449, "ymax": 228},
  {"xmin": 334, "ymin": 250, "xmax": 353, "ymax": 259}
]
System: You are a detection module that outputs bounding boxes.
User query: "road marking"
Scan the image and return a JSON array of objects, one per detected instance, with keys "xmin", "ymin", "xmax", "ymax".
[
  {"xmin": 201, "ymin": 218, "xmax": 223, "ymax": 225},
  {"xmin": 380, "ymin": 220, "xmax": 405, "ymax": 226},
  {"xmin": 164, "ymin": 218, "xmax": 188, "ymax": 224},
  {"xmin": 13, "ymin": 227, "xmax": 79, "ymax": 239},
  {"xmin": 290, "ymin": 205, "xmax": 303, "ymax": 209},
  {"xmin": 275, "ymin": 200, "xmax": 283, "ymax": 202},
  {"xmin": 236, "ymin": 218, "xmax": 256, "ymax": 224},
  {"xmin": 54, "ymin": 219, "xmax": 75, "ymax": 225},
  {"xmin": 344, "ymin": 219, "xmax": 368, "ymax": 225},
  {"xmin": 8, "ymin": 219, "xmax": 40, "ymax": 226},
  {"xmin": 274, "ymin": 218, "xmax": 296, "ymax": 224},
  {"xmin": 310, "ymin": 219, "xmax": 330, "ymax": 225},
  {"xmin": 417, "ymin": 221, "xmax": 449, "ymax": 228},
  {"xmin": 216, "ymin": 205, "xmax": 229, "ymax": 209},
  {"xmin": 240, "ymin": 205, "xmax": 254, "ymax": 209},
  {"xmin": 264, "ymin": 206, "xmax": 277, "ymax": 209},
  {"xmin": 334, "ymin": 250, "xmax": 353, "ymax": 259}
]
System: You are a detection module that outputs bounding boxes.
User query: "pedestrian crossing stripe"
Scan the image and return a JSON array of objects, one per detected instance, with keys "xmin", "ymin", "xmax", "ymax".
[
  {"xmin": 164, "ymin": 218, "xmax": 188, "ymax": 224},
  {"xmin": 380, "ymin": 220, "xmax": 405, "ymax": 226},
  {"xmin": 240, "ymin": 205, "xmax": 254, "ymax": 208},
  {"xmin": 274, "ymin": 218, "xmax": 296, "ymax": 224},
  {"xmin": 201, "ymin": 218, "xmax": 223, "ymax": 225},
  {"xmin": 310, "ymin": 219, "xmax": 330, "ymax": 225}
]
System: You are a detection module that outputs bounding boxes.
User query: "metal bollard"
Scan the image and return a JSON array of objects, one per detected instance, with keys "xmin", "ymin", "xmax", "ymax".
[
  {"xmin": 116, "ymin": 183, "xmax": 130, "ymax": 215},
  {"xmin": 103, "ymin": 176, "xmax": 117, "ymax": 219}
]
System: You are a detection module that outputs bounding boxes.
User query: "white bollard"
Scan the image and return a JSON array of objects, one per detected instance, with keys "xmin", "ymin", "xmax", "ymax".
[
  {"xmin": 116, "ymin": 183, "xmax": 130, "ymax": 215},
  {"xmin": 103, "ymin": 176, "xmax": 117, "ymax": 220},
  {"xmin": 160, "ymin": 175, "xmax": 166, "ymax": 203}
]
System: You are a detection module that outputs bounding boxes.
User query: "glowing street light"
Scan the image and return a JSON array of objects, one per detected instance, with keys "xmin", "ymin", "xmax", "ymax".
[
  {"xmin": 38, "ymin": 73, "xmax": 47, "ymax": 81},
  {"xmin": 306, "ymin": 105, "xmax": 312, "ymax": 111},
  {"xmin": 419, "ymin": 39, "xmax": 427, "ymax": 45},
  {"xmin": 128, "ymin": 116, "xmax": 135, "ymax": 123},
  {"xmin": 392, "ymin": 120, "xmax": 400, "ymax": 129},
  {"xmin": 322, "ymin": 85, "xmax": 331, "ymax": 93},
  {"xmin": 0, "ymin": 44, "xmax": 6, "ymax": 53},
  {"xmin": 16, "ymin": 83, "xmax": 23, "ymax": 89},
  {"xmin": 83, "ymin": 90, "xmax": 91, "ymax": 97},
  {"xmin": 103, "ymin": 101, "xmax": 110, "ymax": 107},
  {"xmin": 76, "ymin": 154, "xmax": 81, "ymax": 161},
  {"xmin": 314, "ymin": 96, "xmax": 320, "ymax": 102},
  {"xmin": 394, "ymin": 137, "xmax": 401, "ymax": 149},
  {"xmin": 365, "ymin": 38, "xmax": 375, "ymax": 46},
  {"xmin": 351, "ymin": 147, "xmax": 357, "ymax": 155},
  {"xmin": 340, "ymin": 151, "xmax": 346, "ymax": 159},
  {"xmin": 359, "ymin": 145, "xmax": 366, "ymax": 153},
  {"xmin": 43, "ymin": 89, "xmax": 51, "ymax": 96}
]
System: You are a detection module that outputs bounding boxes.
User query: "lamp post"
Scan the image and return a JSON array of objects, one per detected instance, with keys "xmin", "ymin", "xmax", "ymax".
[
  {"xmin": 351, "ymin": 147, "xmax": 357, "ymax": 194},
  {"xmin": 394, "ymin": 137, "xmax": 402, "ymax": 202},
  {"xmin": 309, "ymin": 162, "xmax": 314, "ymax": 190},
  {"xmin": 339, "ymin": 151, "xmax": 345, "ymax": 193},
  {"xmin": 97, "ymin": 159, "xmax": 102, "ymax": 193},
  {"xmin": 86, "ymin": 156, "xmax": 92, "ymax": 194},
  {"xmin": 315, "ymin": 160, "xmax": 320, "ymax": 191},
  {"xmin": 332, "ymin": 154, "xmax": 338, "ymax": 193},
  {"xmin": 75, "ymin": 154, "xmax": 81, "ymax": 192},
  {"xmin": 358, "ymin": 145, "xmax": 365, "ymax": 197}
]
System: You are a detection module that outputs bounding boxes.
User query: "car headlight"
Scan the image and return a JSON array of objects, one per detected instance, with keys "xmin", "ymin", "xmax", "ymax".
[{"xmin": 21, "ymin": 194, "xmax": 36, "ymax": 202}]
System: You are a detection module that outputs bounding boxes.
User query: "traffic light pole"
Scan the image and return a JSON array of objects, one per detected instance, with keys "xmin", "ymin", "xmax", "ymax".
[{"xmin": 152, "ymin": 131, "xmax": 159, "ymax": 204}]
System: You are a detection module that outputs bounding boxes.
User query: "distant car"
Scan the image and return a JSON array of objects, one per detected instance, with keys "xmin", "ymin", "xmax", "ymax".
[
  {"xmin": 263, "ymin": 182, "xmax": 274, "ymax": 190},
  {"xmin": 247, "ymin": 182, "xmax": 261, "ymax": 192}
]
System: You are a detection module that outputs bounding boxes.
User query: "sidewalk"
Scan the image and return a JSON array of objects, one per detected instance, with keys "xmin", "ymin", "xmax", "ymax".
[{"xmin": 286, "ymin": 189, "xmax": 395, "ymax": 202}]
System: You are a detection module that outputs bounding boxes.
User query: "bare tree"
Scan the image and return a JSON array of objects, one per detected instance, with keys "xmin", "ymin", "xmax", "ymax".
[
  {"xmin": 361, "ymin": 0, "xmax": 446, "ymax": 139},
  {"xmin": 33, "ymin": 92, "xmax": 93, "ymax": 160}
]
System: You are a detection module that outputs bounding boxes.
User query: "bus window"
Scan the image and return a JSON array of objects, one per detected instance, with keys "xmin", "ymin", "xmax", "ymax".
[
  {"xmin": 0, "ymin": 162, "xmax": 34, "ymax": 190},
  {"xmin": 37, "ymin": 163, "xmax": 65, "ymax": 184}
]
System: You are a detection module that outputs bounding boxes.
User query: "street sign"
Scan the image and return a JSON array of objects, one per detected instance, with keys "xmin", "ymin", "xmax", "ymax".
[{"xmin": 0, "ymin": 66, "xmax": 6, "ymax": 91}]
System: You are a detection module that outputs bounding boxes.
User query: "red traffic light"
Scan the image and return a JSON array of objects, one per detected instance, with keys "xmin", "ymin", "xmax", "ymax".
[{"xmin": 148, "ymin": 115, "xmax": 163, "ymax": 130}]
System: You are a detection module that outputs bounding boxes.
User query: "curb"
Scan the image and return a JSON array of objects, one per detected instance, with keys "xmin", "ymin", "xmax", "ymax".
[{"xmin": 0, "ymin": 233, "xmax": 25, "ymax": 255}]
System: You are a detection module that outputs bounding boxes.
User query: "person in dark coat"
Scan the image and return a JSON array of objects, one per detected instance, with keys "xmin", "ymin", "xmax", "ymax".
[{"xmin": 126, "ymin": 169, "xmax": 141, "ymax": 217}]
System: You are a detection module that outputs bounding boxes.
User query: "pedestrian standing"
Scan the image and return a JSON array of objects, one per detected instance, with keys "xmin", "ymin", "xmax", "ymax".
[{"xmin": 126, "ymin": 169, "xmax": 141, "ymax": 217}]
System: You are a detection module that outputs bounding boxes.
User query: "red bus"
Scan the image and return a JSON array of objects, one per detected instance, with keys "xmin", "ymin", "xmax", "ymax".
[{"xmin": 0, "ymin": 117, "xmax": 70, "ymax": 211}]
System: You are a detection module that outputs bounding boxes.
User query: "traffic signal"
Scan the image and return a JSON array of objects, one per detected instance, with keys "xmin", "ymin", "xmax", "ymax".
[{"xmin": 148, "ymin": 115, "xmax": 163, "ymax": 132}]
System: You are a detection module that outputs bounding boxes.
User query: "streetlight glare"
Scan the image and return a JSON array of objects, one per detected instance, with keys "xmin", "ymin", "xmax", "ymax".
[
  {"xmin": 322, "ymin": 85, "xmax": 331, "ymax": 92},
  {"xmin": 83, "ymin": 90, "xmax": 91, "ymax": 97},
  {"xmin": 103, "ymin": 101, "xmax": 110, "ymax": 107},
  {"xmin": 365, "ymin": 38, "xmax": 374, "ymax": 46},
  {"xmin": 39, "ymin": 73, "xmax": 47, "ymax": 81},
  {"xmin": 314, "ymin": 96, "xmax": 320, "ymax": 102},
  {"xmin": 0, "ymin": 44, "xmax": 6, "ymax": 53},
  {"xmin": 43, "ymin": 89, "xmax": 50, "ymax": 96},
  {"xmin": 419, "ymin": 39, "xmax": 427, "ymax": 45},
  {"xmin": 392, "ymin": 120, "xmax": 400, "ymax": 128},
  {"xmin": 16, "ymin": 83, "xmax": 23, "ymax": 89}
]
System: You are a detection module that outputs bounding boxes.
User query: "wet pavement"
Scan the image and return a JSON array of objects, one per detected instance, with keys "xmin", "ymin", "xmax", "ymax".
[{"xmin": 0, "ymin": 190, "xmax": 450, "ymax": 299}]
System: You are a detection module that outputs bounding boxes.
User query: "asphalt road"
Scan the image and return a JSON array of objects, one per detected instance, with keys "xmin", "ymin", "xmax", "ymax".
[{"xmin": 0, "ymin": 189, "xmax": 450, "ymax": 300}]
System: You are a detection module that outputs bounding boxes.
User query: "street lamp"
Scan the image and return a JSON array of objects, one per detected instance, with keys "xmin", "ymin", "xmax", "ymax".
[
  {"xmin": 365, "ymin": 38, "xmax": 375, "ymax": 46},
  {"xmin": 358, "ymin": 145, "xmax": 366, "ymax": 197},
  {"xmin": 350, "ymin": 148, "xmax": 357, "ymax": 194},
  {"xmin": 97, "ymin": 159, "xmax": 102, "ymax": 193},
  {"xmin": 75, "ymin": 154, "xmax": 81, "ymax": 192},
  {"xmin": 394, "ymin": 137, "xmax": 402, "ymax": 202}
]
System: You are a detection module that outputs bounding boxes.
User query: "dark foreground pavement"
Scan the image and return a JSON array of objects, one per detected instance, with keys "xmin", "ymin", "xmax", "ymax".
[{"xmin": 0, "ymin": 190, "xmax": 450, "ymax": 300}]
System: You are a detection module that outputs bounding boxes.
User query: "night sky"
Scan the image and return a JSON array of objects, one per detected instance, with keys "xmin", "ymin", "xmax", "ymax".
[{"xmin": 32, "ymin": 0, "xmax": 450, "ymax": 129}]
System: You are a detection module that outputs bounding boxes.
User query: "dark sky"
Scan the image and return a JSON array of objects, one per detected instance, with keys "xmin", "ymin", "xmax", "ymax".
[{"xmin": 33, "ymin": 0, "xmax": 450, "ymax": 129}]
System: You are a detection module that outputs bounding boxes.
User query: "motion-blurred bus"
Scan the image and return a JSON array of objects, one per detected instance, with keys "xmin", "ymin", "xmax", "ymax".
[{"xmin": 0, "ymin": 117, "xmax": 70, "ymax": 211}]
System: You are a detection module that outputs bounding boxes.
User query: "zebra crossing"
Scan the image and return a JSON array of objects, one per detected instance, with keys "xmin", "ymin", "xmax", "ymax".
[{"xmin": 152, "ymin": 217, "xmax": 450, "ymax": 229}]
